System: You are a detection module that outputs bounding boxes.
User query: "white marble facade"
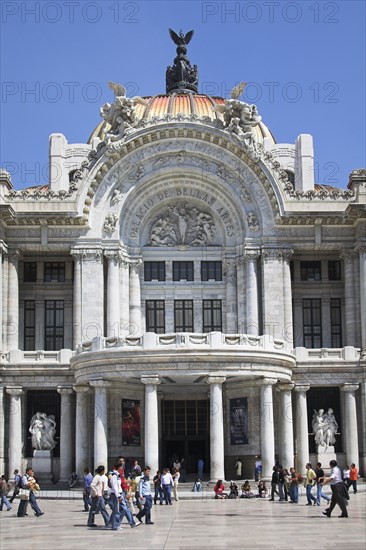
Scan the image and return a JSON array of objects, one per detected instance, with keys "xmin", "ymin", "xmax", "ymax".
[{"xmin": 0, "ymin": 89, "xmax": 365, "ymax": 481}]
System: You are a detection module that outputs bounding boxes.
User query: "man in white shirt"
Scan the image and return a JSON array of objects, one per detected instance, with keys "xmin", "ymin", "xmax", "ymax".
[
  {"xmin": 87, "ymin": 466, "xmax": 110, "ymax": 528},
  {"xmin": 322, "ymin": 460, "xmax": 348, "ymax": 518},
  {"xmin": 161, "ymin": 468, "xmax": 173, "ymax": 505},
  {"xmin": 108, "ymin": 462, "xmax": 123, "ymax": 530}
]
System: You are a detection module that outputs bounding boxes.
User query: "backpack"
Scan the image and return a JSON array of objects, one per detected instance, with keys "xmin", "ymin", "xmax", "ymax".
[{"xmin": 15, "ymin": 474, "xmax": 23, "ymax": 488}]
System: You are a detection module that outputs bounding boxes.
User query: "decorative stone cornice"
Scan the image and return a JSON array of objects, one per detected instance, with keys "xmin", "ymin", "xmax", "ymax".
[
  {"xmin": 340, "ymin": 383, "xmax": 359, "ymax": 393},
  {"xmin": 71, "ymin": 247, "xmax": 103, "ymax": 262},
  {"xmin": 141, "ymin": 375, "xmax": 161, "ymax": 386}
]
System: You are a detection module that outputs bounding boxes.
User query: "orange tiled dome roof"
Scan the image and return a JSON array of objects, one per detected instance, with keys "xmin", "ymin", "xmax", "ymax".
[{"xmin": 88, "ymin": 93, "xmax": 276, "ymax": 145}]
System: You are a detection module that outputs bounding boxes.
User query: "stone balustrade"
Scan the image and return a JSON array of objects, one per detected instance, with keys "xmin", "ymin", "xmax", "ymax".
[
  {"xmin": 76, "ymin": 332, "xmax": 293, "ymax": 354},
  {"xmin": 0, "ymin": 349, "xmax": 74, "ymax": 365}
]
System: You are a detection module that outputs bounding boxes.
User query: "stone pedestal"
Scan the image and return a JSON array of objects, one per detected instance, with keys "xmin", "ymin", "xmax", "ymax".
[
  {"xmin": 316, "ymin": 446, "xmax": 336, "ymax": 466},
  {"xmin": 32, "ymin": 450, "xmax": 53, "ymax": 485}
]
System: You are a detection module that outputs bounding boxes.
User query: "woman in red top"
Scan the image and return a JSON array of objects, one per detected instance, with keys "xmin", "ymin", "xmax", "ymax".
[
  {"xmin": 349, "ymin": 464, "xmax": 358, "ymax": 494},
  {"xmin": 214, "ymin": 480, "xmax": 228, "ymax": 499}
]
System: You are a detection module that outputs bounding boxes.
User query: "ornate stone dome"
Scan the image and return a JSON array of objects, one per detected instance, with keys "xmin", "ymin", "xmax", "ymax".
[{"xmin": 87, "ymin": 93, "xmax": 276, "ymax": 145}]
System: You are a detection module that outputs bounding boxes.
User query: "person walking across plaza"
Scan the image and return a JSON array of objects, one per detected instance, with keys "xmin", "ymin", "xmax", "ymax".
[
  {"xmin": 172, "ymin": 467, "xmax": 180, "ymax": 501},
  {"xmin": 87, "ymin": 466, "xmax": 110, "ymax": 528},
  {"xmin": 83, "ymin": 468, "xmax": 93, "ymax": 511},
  {"xmin": 269, "ymin": 466, "xmax": 279, "ymax": 501},
  {"xmin": 322, "ymin": 460, "xmax": 349, "ymax": 518},
  {"xmin": 136, "ymin": 466, "xmax": 154, "ymax": 524},
  {"xmin": 315, "ymin": 462, "xmax": 331, "ymax": 506},
  {"xmin": 17, "ymin": 467, "xmax": 43, "ymax": 517},
  {"xmin": 348, "ymin": 463, "xmax": 358, "ymax": 494},
  {"xmin": 305, "ymin": 463, "xmax": 317, "ymax": 505},
  {"xmin": 161, "ymin": 468, "xmax": 173, "ymax": 505},
  {"xmin": 9, "ymin": 469, "xmax": 21, "ymax": 503},
  {"xmin": 153, "ymin": 471, "xmax": 163, "ymax": 505},
  {"xmin": 0, "ymin": 475, "xmax": 12, "ymax": 511}
]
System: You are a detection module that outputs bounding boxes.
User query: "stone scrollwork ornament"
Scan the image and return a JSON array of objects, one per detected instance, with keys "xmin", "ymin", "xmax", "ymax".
[
  {"xmin": 247, "ymin": 211, "xmax": 260, "ymax": 232},
  {"xmin": 100, "ymin": 81, "xmax": 148, "ymax": 144},
  {"xmin": 149, "ymin": 203, "xmax": 216, "ymax": 246},
  {"xmin": 29, "ymin": 412, "xmax": 57, "ymax": 451},
  {"xmin": 103, "ymin": 212, "xmax": 119, "ymax": 235}
]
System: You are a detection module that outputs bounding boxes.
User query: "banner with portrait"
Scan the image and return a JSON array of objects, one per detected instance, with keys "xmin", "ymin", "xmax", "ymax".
[
  {"xmin": 230, "ymin": 397, "xmax": 248, "ymax": 445},
  {"xmin": 122, "ymin": 399, "xmax": 141, "ymax": 446}
]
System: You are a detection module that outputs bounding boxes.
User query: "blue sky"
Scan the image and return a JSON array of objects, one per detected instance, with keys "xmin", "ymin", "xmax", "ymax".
[{"xmin": 1, "ymin": 0, "xmax": 365, "ymax": 189}]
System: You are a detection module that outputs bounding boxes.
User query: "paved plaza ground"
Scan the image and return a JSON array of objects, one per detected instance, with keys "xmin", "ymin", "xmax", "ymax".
[{"xmin": 1, "ymin": 486, "xmax": 365, "ymax": 550}]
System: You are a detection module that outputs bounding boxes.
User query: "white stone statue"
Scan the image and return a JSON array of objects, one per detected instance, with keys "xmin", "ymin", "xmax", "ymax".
[
  {"xmin": 312, "ymin": 408, "xmax": 338, "ymax": 449},
  {"xmin": 100, "ymin": 81, "xmax": 148, "ymax": 143},
  {"xmin": 214, "ymin": 82, "xmax": 262, "ymax": 159},
  {"xmin": 29, "ymin": 412, "xmax": 57, "ymax": 451}
]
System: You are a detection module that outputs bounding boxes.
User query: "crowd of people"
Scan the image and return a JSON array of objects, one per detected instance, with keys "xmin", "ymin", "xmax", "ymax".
[
  {"xmin": 212, "ymin": 459, "xmax": 358, "ymax": 518},
  {"xmin": 82, "ymin": 456, "xmax": 184, "ymax": 530},
  {"xmin": 0, "ymin": 456, "xmax": 359, "ymax": 523}
]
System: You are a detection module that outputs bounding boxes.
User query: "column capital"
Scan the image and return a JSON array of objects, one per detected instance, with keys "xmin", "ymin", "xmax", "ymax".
[
  {"xmin": 206, "ymin": 375, "xmax": 226, "ymax": 385},
  {"xmin": 243, "ymin": 248, "xmax": 261, "ymax": 262},
  {"xmin": 6, "ymin": 386, "xmax": 23, "ymax": 396},
  {"xmin": 57, "ymin": 386, "xmax": 74, "ymax": 395},
  {"xmin": 277, "ymin": 382, "xmax": 295, "ymax": 392},
  {"xmin": 89, "ymin": 379, "xmax": 111, "ymax": 389},
  {"xmin": 294, "ymin": 383, "xmax": 310, "ymax": 393},
  {"xmin": 130, "ymin": 258, "xmax": 143, "ymax": 270},
  {"xmin": 341, "ymin": 383, "xmax": 359, "ymax": 393},
  {"xmin": 73, "ymin": 384, "xmax": 90, "ymax": 394},
  {"xmin": 8, "ymin": 249, "xmax": 22, "ymax": 263},
  {"xmin": 339, "ymin": 248, "xmax": 356, "ymax": 263},
  {"xmin": 256, "ymin": 377, "xmax": 277, "ymax": 387},
  {"xmin": 104, "ymin": 249, "xmax": 124, "ymax": 264},
  {"xmin": 141, "ymin": 375, "xmax": 161, "ymax": 386},
  {"xmin": 71, "ymin": 247, "xmax": 103, "ymax": 262}
]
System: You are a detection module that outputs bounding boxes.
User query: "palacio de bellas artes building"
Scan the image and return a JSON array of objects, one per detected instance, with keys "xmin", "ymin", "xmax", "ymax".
[{"xmin": 0, "ymin": 29, "xmax": 365, "ymax": 486}]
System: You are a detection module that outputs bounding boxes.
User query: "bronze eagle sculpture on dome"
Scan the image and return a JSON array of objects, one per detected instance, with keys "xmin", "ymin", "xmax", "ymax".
[{"xmin": 169, "ymin": 28, "xmax": 194, "ymax": 47}]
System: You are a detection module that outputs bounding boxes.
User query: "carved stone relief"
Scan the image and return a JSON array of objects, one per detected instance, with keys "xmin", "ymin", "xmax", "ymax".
[{"xmin": 149, "ymin": 203, "xmax": 216, "ymax": 246}]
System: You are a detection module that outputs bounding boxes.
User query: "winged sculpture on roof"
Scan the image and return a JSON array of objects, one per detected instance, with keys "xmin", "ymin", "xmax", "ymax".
[
  {"xmin": 214, "ymin": 81, "xmax": 262, "ymax": 160},
  {"xmin": 100, "ymin": 81, "xmax": 148, "ymax": 143},
  {"xmin": 169, "ymin": 29, "xmax": 194, "ymax": 48}
]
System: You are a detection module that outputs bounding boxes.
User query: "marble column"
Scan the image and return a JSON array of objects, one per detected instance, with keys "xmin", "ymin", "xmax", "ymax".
[
  {"xmin": 294, "ymin": 384, "xmax": 310, "ymax": 475},
  {"xmin": 358, "ymin": 246, "xmax": 366, "ymax": 350},
  {"xmin": 0, "ymin": 386, "xmax": 5, "ymax": 474},
  {"xmin": 6, "ymin": 387, "xmax": 23, "ymax": 474},
  {"xmin": 72, "ymin": 252, "xmax": 82, "ymax": 347},
  {"xmin": 341, "ymin": 384, "xmax": 359, "ymax": 467},
  {"xmin": 262, "ymin": 249, "xmax": 285, "ymax": 340},
  {"xmin": 341, "ymin": 250, "xmax": 357, "ymax": 347},
  {"xmin": 0, "ymin": 243, "xmax": 4, "ymax": 354},
  {"xmin": 90, "ymin": 380, "xmax": 110, "ymax": 470},
  {"xmin": 120, "ymin": 258, "xmax": 130, "ymax": 336},
  {"xmin": 7, "ymin": 251, "xmax": 20, "ymax": 350},
  {"xmin": 105, "ymin": 251, "xmax": 121, "ymax": 338},
  {"xmin": 282, "ymin": 251, "xmax": 293, "ymax": 343},
  {"xmin": 207, "ymin": 375, "xmax": 226, "ymax": 480},
  {"xmin": 57, "ymin": 387, "xmax": 74, "ymax": 482},
  {"xmin": 277, "ymin": 383, "xmax": 294, "ymax": 469},
  {"xmin": 142, "ymin": 375, "xmax": 161, "ymax": 474},
  {"xmin": 225, "ymin": 260, "xmax": 237, "ymax": 333},
  {"xmin": 258, "ymin": 378, "xmax": 276, "ymax": 479},
  {"xmin": 2, "ymin": 251, "xmax": 8, "ymax": 350},
  {"xmin": 129, "ymin": 259, "xmax": 142, "ymax": 335},
  {"xmin": 244, "ymin": 249, "xmax": 260, "ymax": 336},
  {"xmin": 74, "ymin": 385, "xmax": 90, "ymax": 477}
]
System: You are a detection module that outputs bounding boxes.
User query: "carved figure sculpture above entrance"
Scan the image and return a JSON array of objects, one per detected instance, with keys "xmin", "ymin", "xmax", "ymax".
[{"xmin": 148, "ymin": 202, "xmax": 216, "ymax": 246}]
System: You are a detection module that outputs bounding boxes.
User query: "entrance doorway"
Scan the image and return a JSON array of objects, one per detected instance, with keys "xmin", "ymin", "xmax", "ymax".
[{"xmin": 162, "ymin": 399, "xmax": 209, "ymax": 477}]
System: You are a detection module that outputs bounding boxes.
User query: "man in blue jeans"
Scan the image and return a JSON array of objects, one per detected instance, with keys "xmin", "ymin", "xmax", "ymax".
[
  {"xmin": 137, "ymin": 467, "xmax": 154, "ymax": 524},
  {"xmin": 83, "ymin": 468, "xmax": 93, "ymax": 511},
  {"xmin": 305, "ymin": 463, "xmax": 317, "ymax": 505},
  {"xmin": 315, "ymin": 462, "xmax": 331, "ymax": 506},
  {"xmin": 161, "ymin": 468, "xmax": 173, "ymax": 505}
]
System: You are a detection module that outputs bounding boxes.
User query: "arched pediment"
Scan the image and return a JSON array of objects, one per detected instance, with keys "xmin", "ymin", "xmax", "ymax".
[{"xmin": 79, "ymin": 127, "xmax": 287, "ymax": 242}]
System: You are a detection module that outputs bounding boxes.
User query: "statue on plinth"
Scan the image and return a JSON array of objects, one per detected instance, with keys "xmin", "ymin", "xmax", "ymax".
[
  {"xmin": 29, "ymin": 412, "xmax": 57, "ymax": 451},
  {"xmin": 312, "ymin": 408, "xmax": 338, "ymax": 450}
]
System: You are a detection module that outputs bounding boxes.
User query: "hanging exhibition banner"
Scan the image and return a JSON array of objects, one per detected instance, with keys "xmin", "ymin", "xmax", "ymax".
[
  {"xmin": 122, "ymin": 399, "xmax": 141, "ymax": 446},
  {"xmin": 230, "ymin": 397, "xmax": 248, "ymax": 445}
]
